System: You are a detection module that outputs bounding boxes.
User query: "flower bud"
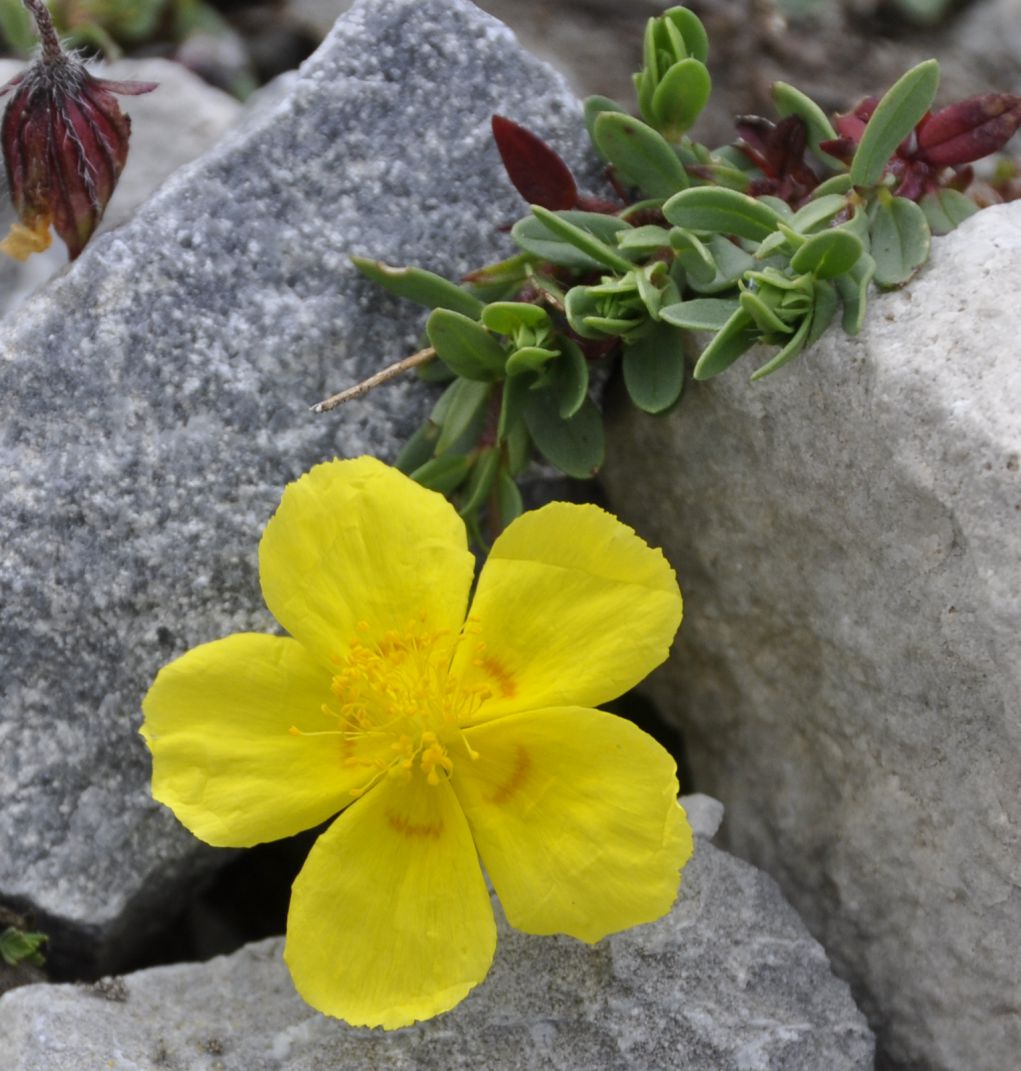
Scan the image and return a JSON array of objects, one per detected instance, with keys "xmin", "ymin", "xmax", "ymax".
[{"xmin": 0, "ymin": 0, "xmax": 155, "ymax": 261}]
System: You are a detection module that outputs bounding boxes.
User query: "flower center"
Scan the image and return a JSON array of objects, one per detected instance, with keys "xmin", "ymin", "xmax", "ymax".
[{"xmin": 299, "ymin": 621, "xmax": 489, "ymax": 796}]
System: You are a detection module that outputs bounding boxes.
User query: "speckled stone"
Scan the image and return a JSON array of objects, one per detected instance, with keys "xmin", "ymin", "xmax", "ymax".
[
  {"xmin": 0, "ymin": 0, "xmax": 600, "ymax": 974},
  {"xmin": 0, "ymin": 797, "xmax": 874, "ymax": 1071},
  {"xmin": 601, "ymin": 201, "xmax": 1021, "ymax": 1071}
]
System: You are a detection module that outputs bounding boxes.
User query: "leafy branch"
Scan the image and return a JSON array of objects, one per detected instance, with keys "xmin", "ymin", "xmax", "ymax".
[{"xmin": 318, "ymin": 4, "xmax": 1021, "ymax": 543}]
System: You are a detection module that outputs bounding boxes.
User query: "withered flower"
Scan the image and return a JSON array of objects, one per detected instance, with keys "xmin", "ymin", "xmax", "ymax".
[{"xmin": 0, "ymin": 0, "xmax": 156, "ymax": 261}]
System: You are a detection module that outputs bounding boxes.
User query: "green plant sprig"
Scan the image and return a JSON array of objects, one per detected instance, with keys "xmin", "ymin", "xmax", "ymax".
[{"xmin": 319, "ymin": 5, "xmax": 1020, "ymax": 541}]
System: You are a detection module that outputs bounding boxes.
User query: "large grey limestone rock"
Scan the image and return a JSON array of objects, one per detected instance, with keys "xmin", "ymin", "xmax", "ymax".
[
  {"xmin": 601, "ymin": 201, "xmax": 1021, "ymax": 1071},
  {"xmin": 0, "ymin": 0, "xmax": 598, "ymax": 975},
  {"xmin": 0, "ymin": 797, "xmax": 874, "ymax": 1070}
]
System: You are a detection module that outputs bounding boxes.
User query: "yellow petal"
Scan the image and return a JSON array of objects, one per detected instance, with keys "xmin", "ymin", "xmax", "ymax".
[
  {"xmin": 0, "ymin": 217, "xmax": 52, "ymax": 261},
  {"xmin": 259, "ymin": 457, "xmax": 474, "ymax": 670},
  {"xmin": 452, "ymin": 707, "xmax": 692, "ymax": 943},
  {"xmin": 141, "ymin": 633, "xmax": 382, "ymax": 847},
  {"xmin": 452, "ymin": 503, "xmax": 682, "ymax": 719},
  {"xmin": 285, "ymin": 774, "xmax": 495, "ymax": 1029}
]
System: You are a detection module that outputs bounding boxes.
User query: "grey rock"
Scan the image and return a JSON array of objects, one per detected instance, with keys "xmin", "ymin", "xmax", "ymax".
[
  {"xmin": 0, "ymin": 0, "xmax": 600, "ymax": 974},
  {"xmin": 601, "ymin": 201, "xmax": 1021, "ymax": 1071},
  {"xmin": 0, "ymin": 58, "xmax": 242, "ymax": 318},
  {"xmin": 0, "ymin": 797, "xmax": 874, "ymax": 1070}
]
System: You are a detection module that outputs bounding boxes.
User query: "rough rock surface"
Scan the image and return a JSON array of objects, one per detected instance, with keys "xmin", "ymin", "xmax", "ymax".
[
  {"xmin": 0, "ymin": 0, "xmax": 600, "ymax": 975},
  {"xmin": 0, "ymin": 797, "xmax": 874, "ymax": 1071},
  {"xmin": 0, "ymin": 58, "xmax": 242, "ymax": 318},
  {"xmin": 601, "ymin": 202, "xmax": 1021, "ymax": 1071}
]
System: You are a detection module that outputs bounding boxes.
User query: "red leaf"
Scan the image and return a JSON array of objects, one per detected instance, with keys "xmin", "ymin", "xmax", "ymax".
[
  {"xmin": 491, "ymin": 114, "xmax": 578, "ymax": 210},
  {"xmin": 831, "ymin": 97, "xmax": 879, "ymax": 143},
  {"xmin": 915, "ymin": 93, "xmax": 1021, "ymax": 167}
]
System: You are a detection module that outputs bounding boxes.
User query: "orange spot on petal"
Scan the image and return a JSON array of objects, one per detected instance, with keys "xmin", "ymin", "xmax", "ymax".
[
  {"xmin": 386, "ymin": 809, "xmax": 444, "ymax": 839},
  {"xmin": 487, "ymin": 745, "xmax": 531, "ymax": 806},
  {"xmin": 480, "ymin": 655, "xmax": 516, "ymax": 698}
]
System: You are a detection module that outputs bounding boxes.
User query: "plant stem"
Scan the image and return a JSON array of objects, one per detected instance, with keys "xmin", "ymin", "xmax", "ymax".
[
  {"xmin": 22, "ymin": 0, "xmax": 63, "ymax": 64},
  {"xmin": 311, "ymin": 346, "xmax": 436, "ymax": 413}
]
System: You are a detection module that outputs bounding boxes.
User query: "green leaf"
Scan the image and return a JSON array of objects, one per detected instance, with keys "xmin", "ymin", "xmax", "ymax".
[
  {"xmin": 495, "ymin": 469, "xmax": 524, "ymax": 528},
  {"xmin": 497, "ymin": 372, "xmax": 531, "ymax": 442},
  {"xmin": 661, "ymin": 297, "xmax": 741, "ymax": 330},
  {"xmin": 687, "ymin": 234, "xmax": 757, "ymax": 295},
  {"xmin": 663, "ymin": 187, "xmax": 785, "ymax": 242},
  {"xmin": 919, "ymin": 187, "xmax": 979, "ymax": 236},
  {"xmin": 505, "ymin": 345, "xmax": 559, "ymax": 376},
  {"xmin": 617, "ymin": 224, "xmax": 674, "ymax": 254},
  {"xmin": 395, "ymin": 420, "xmax": 439, "ymax": 473},
  {"xmin": 351, "ymin": 256, "xmax": 484, "ymax": 318},
  {"xmin": 523, "ymin": 391, "xmax": 605, "ymax": 478},
  {"xmin": 789, "ymin": 194, "xmax": 850, "ymax": 234},
  {"xmin": 549, "ymin": 338, "xmax": 590, "ymax": 419},
  {"xmin": 0, "ymin": 927, "xmax": 47, "ymax": 968},
  {"xmin": 481, "ymin": 301, "xmax": 551, "ymax": 335},
  {"xmin": 805, "ymin": 279, "xmax": 839, "ymax": 347},
  {"xmin": 850, "ymin": 60, "xmax": 940, "ymax": 188},
  {"xmin": 669, "ymin": 228, "xmax": 716, "ymax": 284},
  {"xmin": 660, "ymin": 5, "xmax": 709, "ymax": 63},
  {"xmin": 410, "ymin": 454, "xmax": 473, "ymax": 494},
  {"xmin": 622, "ymin": 321, "xmax": 686, "ymax": 413},
  {"xmin": 740, "ymin": 290, "xmax": 793, "ymax": 336},
  {"xmin": 426, "ymin": 308, "xmax": 506, "ymax": 381},
  {"xmin": 458, "ymin": 448, "xmax": 501, "ymax": 520},
  {"xmin": 692, "ymin": 308, "xmax": 760, "ymax": 379},
  {"xmin": 514, "ymin": 208, "xmax": 634, "ymax": 272},
  {"xmin": 869, "ymin": 194, "xmax": 932, "ymax": 286},
  {"xmin": 435, "ymin": 378, "xmax": 491, "ymax": 454},
  {"xmin": 750, "ymin": 313, "xmax": 812, "ymax": 381},
  {"xmin": 584, "ymin": 95, "xmax": 628, "ymax": 157},
  {"xmin": 771, "ymin": 81, "xmax": 842, "ymax": 165},
  {"xmin": 504, "ymin": 416, "xmax": 531, "ymax": 476},
  {"xmin": 812, "ymin": 174, "xmax": 854, "ymax": 198},
  {"xmin": 592, "ymin": 112, "xmax": 690, "ymax": 198},
  {"xmin": 789, "ymin": 229, "xmax": 864, "ymax": 278},
  {"xmin": 834, "ymin": 251, "xmax": 876, "ymax": 334},
  {"xmin": 651, "ymin": 59, "xmax": 711, "ymax": 139}
]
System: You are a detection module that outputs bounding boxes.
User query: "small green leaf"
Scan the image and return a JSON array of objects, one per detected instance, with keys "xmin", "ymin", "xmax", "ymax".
[
  {"xmin": 622, "ymin": 321, "xmax": 686, "ymax": 413},
  {"xmin": 812, "ymin": 174, "xmax": 854, "ymax": 198},
  {"xmin": 850, "ymin": 60, "xmax": 941, "ymax": 188},
  {"xmin": 351, "ymin": 256, "xmax": 484, "ymax": 318},
  {"xmin": 584, "ymin": 94, "xmax": 628, "ymax": 156},
  {"xmin": 548, "ymin": 338, "xmax": 589, "ymax": 419},
  {"xmin": 495, "ymin": 469, "xmax": 524, "ymax": 528},
  {"xmin": 805, "ymin": 279, "xmax": 839, "ymax": 348},
  {"xmin": 687, "ymin": 234, "xmax": 757, "ymax": 295},
  {"xmin": 427, "ymin": 308, "xmax": 506, "ymax": 381},
  {"xmin": 660, "ymin": 5, "xmax": 709, "ymax": 63},
  {"xmin": 617, "ymin": 224, "xmax": 674, "ymax": 253},
  {"xmin": 869, "ymin": 194, "xmax": 932, "ymax": 287},
  {"xmin": 511, "ymin": 211, "xmax": 630, "ymax": 271},
  {"xmin": 750, "ymin": 313, "xmax": 811, "ymax": 381},
  {"xmin": 504, "ymin": 416, "xmax": 531, "ymax": 476},
  {"xmin": 592, "ymin": 112, "xmax": 690, "ymax": 198},
  {"xmin": 0, "ymin": 928, "xmax": 47, "ymax": 968},
  {"xmin": 497, "ymin": 372, "xmax": 531, "ymax": 442},
  {"xmin": 435, "ymin": 379, "xmax": 491, "ymax": 455},
  {"xmin": 506, "ymin": 345, "xmax": 559, "ymax": 376},
  {"xmin": 663, "ymin": 187, "xmax": 785, "ymax": 241},
  {"xmin": 692, "ymin": 308, "xmax": 759, "ymax": 379},
  {"xmin": 834, "ymin": 251, "xmax": 876, "ymax": 334},
  {"xmin": 481, "ymin": 301, "xmax": 551, "ymax": 334},
  {"xmin": 661, "ymin": 297, "xmax": 741, "ymax": 330},
  {"xmin": 919, "ymin": 187, "xmax": 979, "ymax": 236},
  {"xmin": 459, "ymin": 448, "xmax": 501, "ymax": 519},
  {"xmin": 790, "ymin": 229, "xmax": 864, "ymax": 278},
  {"xmin": 651, "ymin": 59, "xmax": 711, "ymax": 139},
  {"xmin": 669, "ymin": 228, "xmax": 716, "ymax": 284},
  {"xmin": 410, "ymin": 454, "xmax": 473, "ymax": 494},
  {"xmin": 771, "ymin": 81, "xmax": 842, "ymax": 166},
  {"xmin": 524, "ymin": 391, "xmax": 605, "ymax": 478},
  {"xmin": 789, "ymin": 194, "xmax": 850, "ymax": 234},
  {"xmin": 740, "ymin": 290, "xmax": 792, "ymax": 336},
  {"xmin": 395, "ymin": 420, "xmax": 439, "ymax": 474},
  {"xmin": 526, "ymin": 207, "xmax": 634, "ymax": 272}
]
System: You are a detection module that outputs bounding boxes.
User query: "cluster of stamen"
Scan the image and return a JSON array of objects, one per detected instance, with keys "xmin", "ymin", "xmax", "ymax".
[{"xmin": 292, "ymin": 619, "xmax": 490, "ymax": 796}]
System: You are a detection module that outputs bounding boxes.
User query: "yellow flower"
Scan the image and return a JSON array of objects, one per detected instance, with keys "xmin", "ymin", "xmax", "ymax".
[{"xmin": 141, "ymin": 457, "xmax": 692, "ymax": 1029}]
